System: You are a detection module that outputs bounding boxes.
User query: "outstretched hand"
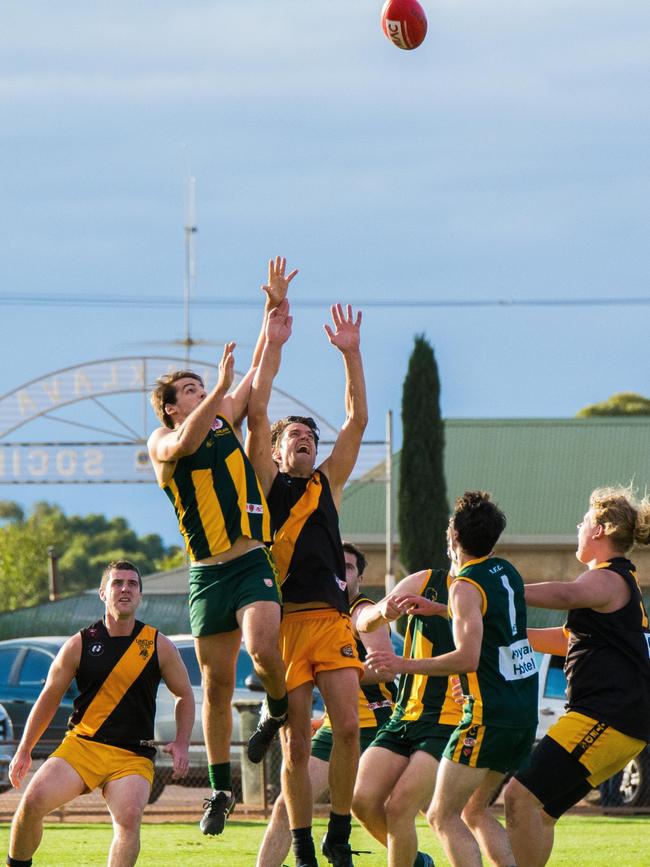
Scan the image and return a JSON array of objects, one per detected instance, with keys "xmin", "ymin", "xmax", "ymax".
[
  {"xmin": 266, "ymin": 299, "xmax": 293, "ymax": 345},
  {"xmin": 365, "ymin": 649, "xmax": 403, "ymax": 679},
  {"xmin": 324, "ymin": 303, "xmax": 362, "ymax": 354},
  {"xmin": 261, "ymin": 256, "xmax": 298, "ymax": 309},
  {"xmin": 217, "ymin": 341, "xmax": 236, "ymax": 393}
]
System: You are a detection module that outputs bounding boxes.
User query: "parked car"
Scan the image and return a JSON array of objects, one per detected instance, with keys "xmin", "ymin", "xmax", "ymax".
[
  {"xmin": 0, "ymin": 637, "xmax": 75, "ymax": 758},
  {"xmin": 536, "ymin": 653, "xmax": 650, "ymax": 808},
  {"xmin": 0, "ymin": 703, "xmax": 16, "ymax": 794}
]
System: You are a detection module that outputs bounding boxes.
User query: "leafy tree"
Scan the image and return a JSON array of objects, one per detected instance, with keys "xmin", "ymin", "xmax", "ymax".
[
  {"xmin": 399, "ymin": 335, "xmax": 449, "ymax": 573},
  {"xmin": 577, "ymin": 392, "xmax": 650, "ymax": 417},
  {"xmin": 0, "ymin": 501, "xmax": 182, "ymax": 612}
]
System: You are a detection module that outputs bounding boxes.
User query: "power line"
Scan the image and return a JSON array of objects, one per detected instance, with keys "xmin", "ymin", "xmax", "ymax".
[{"xmin": 1, "ymin": 293, "xmax": 649, "ymax": 309}]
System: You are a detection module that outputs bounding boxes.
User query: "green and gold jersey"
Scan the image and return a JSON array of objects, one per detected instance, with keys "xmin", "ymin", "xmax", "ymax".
[
  {"xmin": 395, "ymin": 569, "xmax": 461, "ymax": 727},
  {"xmin": 455, "ymin": 556, "xmax": 538, "ymax": 728},
  {"xmin": 162, "ymin": 414, "xmax": 271, "ymax": 561}
]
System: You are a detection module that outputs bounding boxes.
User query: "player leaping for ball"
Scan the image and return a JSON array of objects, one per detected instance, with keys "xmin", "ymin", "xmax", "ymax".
[
  {"xmin": 148, "ymin": 257, "xmax": 296, "ymax": 838},
  {"xmin": 247, "ymin": 298, "xmax": 368, "ymax": 867}
]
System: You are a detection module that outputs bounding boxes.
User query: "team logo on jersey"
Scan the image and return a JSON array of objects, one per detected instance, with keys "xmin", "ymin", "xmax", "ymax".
[
  {"xmin": 136, "ymin": 638, "xmax": 153, "ymax": 659},
  {"xmin": 211, "ymin": 418, "xmax": 224, "ymax": 431},
  {"xmin": 89, "ymin": 642, "xmax": 104, "ymax": 656},
  {"xmin": 424, "ymin": 586, "xmax": 438, "ymax": 601},
  {"xmin": 340, "ymin": 644, "xmax": 355, "ymax": 658},
  {"xmin": 335, "ymin": 576, "xmax": 347, "ymax": 592}
]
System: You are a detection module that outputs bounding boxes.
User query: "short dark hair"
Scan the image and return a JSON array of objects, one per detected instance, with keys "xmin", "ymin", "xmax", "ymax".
[
  {"xmin": 342, "ymin": 541, "xmax": 367, "ymax": 577},
  {"xmin": 451, "ymin": 491, "xmax": 506, "ymax": 558},
  {"xmin": 270, "ymin": 416, "xmax": 321, "ymax": 453},
  {"xmin": 101, "ymin": 559, "xmax": 142, "ymax": 591},
  {"xmin": 150, "ymin": 370, "xmax": 203, "ymax": 428}
]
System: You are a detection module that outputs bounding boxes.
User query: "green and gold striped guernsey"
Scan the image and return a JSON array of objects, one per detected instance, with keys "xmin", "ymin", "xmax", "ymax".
[
  {"xmin": 455, "ymin": 556, "xmax": 538, "ymax": 728},
  {"xmin": 395, "ymin": 569, "xmax": 461, "ymax": 726},
  {"xmin": 162, "ymin": 414, "xmax": 271, "ymax": 561}
]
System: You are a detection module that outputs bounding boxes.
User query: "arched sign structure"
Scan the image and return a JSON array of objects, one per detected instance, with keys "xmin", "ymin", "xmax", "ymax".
[{"xmin": 0, "ymin": 357, "xmax": 342, "ymax": 485}]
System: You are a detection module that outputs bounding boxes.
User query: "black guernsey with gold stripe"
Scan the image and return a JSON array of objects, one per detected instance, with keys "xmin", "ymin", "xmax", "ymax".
[
  {"xmin": 394, "ymin": 569, "xmax": 461, "ymax": 726},
  {"xmin": 267, "ymin": 469, "xmax": 348, "ymax": 612},
  {"xmin": 564, "ymin": 557, "xmax": 650, "ymax": 742},
  {"xmin": 163, "ymin": 414, "xmax": 271, "ymax": 561},
  {"xmin": 68, "ymin": 620, "xmax": 161, "ymax": 759}
]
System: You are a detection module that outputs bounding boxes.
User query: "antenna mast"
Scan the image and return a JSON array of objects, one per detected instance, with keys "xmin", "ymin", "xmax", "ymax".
[{"xmin": 183, "ymin": 176, "xmax": 198, "ymax": 364}]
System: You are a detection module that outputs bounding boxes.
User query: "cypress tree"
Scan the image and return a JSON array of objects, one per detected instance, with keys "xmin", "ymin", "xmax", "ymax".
[{"xmin": 398, "ymin": 334, "xmax": 449, "ymax": 573}]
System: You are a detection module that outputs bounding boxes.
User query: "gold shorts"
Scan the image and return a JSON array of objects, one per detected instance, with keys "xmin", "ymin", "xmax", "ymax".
[
  {"xmin": 51, "ymin": 733, "xmax": 154, "ymax": 792},
  {"xmin": 280, "ymin": 608, "xmax": 363, "ymax": 692},
  {"xmin": 547, "ymin": 710, "xmax": 646, "ymax": 786}
]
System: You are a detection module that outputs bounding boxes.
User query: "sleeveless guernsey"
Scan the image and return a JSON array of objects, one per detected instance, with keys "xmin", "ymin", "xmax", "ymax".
[
  {"xmin": 163, "ymin": 414, "xmax": 271, "ymax": 561},
  {"xmin": 69, "ymin": 619, "xmax": 160, "ymax": 759},
  {"xmin": 455, "ymin": 556, "xmax": 538, "ymax": 728},
  {"xmin": 267, "ymin": 470, "xmax": 348, "ymax": 612},
  {"xmin": 564, "ymin": 556, "xmax": 650, "ymax": 741},
  {"xmin": 395, "ymin": 569, "xmax": 461, "ymax": 726}
]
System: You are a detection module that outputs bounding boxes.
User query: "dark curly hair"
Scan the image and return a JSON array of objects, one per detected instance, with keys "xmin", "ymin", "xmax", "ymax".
[{"xmin": 451, "ymin": 491, "xmax": 506, "ymax": 557}]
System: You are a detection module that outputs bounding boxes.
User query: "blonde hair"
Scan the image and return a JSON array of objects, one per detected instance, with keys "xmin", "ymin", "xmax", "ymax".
[{"xmin": 589, "ymin": 486, "xmax": 650, "ymax": 553}]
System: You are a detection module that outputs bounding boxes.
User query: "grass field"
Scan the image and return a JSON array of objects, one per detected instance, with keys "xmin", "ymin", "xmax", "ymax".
[{"xmin": 0, "ymin": 816, "xmax": 648, "ymax": 866}]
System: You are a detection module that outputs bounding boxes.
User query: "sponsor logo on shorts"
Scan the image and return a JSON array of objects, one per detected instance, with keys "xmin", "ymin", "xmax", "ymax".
[
  {"xmin": 340, "ymin": 644, "xmax": 355, "ymax": 658},
  {"xmin": 136, "ymin": 638, "xmax": 154, "ymax": 660},
  {"xmin": 263, "ymin": 578, "xmax": 274, "ymax": 587},
  {"xmin": 246, "ymin": 503, "xmax": 264, "ymax": 514},
  {"xmin": 89, "ymin": 642, "xmax": 104, "ymax": 656},
  {"xmin": 211, "ymin": 418, "xmax": 223, "ymax": 431}
]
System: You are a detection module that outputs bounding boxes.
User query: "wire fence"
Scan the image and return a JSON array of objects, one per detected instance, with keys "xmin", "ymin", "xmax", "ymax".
[{"xmin": 0, "ymin": 735, "xmax": 648, "ymax": 824}]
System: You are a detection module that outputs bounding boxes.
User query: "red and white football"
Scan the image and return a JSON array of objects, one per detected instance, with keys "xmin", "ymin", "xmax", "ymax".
[{"xmin": 380, "ymin": 0, "xmax": 428, "ymax": 51}]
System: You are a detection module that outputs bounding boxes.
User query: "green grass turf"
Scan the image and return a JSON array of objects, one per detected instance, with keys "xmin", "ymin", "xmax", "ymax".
[{"xmin": 0, "ymin": 816, "xmax": 648, "ymax": 865}]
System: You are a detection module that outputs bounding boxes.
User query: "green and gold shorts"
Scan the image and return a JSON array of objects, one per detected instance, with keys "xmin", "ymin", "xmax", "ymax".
[{"xmin": 189, "ymin": 546, "xmax": 281, "ymax": 636}]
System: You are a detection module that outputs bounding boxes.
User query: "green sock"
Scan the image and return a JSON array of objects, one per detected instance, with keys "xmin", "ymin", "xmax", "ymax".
[
  {"xmin": 267, "ymin": 692, "xmax": 288, "ymax": 718},
  {"xmin": 208, "ymin": 762, "xmax": 231, "ymax": 791}
]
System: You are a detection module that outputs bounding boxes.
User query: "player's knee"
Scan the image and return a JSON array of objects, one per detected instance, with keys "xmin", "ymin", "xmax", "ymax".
[
  {"xmin": 247, "ymin": 643, "xmax": 279, "ymax": 675},
  {"xmin": 19, "ymin": 787, "xmax": 51, "ymax": 820},
  {"xmin": 503, "ymin": 777, "xmax": 529, "ymax": 816},
  {"xmin": 113, "ymin": 803, "xmax": 145, "ymax": 833},
  {"xmin": 351, "ymin": 788, "xmax": 377, "ymax": 822},
  {"xmin": 202, "ymin": 671, "xmax": 235, "ymax": 704},
  {"xmin": 283, "ymin": 733, "xmax": 311, "ymax": 769},
  {"xmin": 330, "ymin": 715, "xmax": 358, "ymax": 745}
]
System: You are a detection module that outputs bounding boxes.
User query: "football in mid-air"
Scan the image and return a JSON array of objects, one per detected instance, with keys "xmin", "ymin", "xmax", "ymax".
[{"xmin": 381, "ymin": 0, "xmax": 428, "ymax": 50}]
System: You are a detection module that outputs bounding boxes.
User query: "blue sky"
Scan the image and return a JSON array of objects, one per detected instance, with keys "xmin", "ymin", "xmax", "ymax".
[{"xmin": 1, "ymin": 1, "xmax": 648, "ymax": 545}]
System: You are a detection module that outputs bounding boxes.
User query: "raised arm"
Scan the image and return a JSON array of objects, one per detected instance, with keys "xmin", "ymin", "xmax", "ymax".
[
  {"xmin": 148, "ymin": 342, "xmax": 235, "ymax": 474},
  {"xmin": 319, "ymin": 304, "xmax": 368, "ymax": 504},
  {"xmin": 9, "ymin": 634, "xmax": 81, "ymax": 788},
  {"xmin": 246, "ymin": 300, "xmax": 293, "ymax": 495},
  {"xmin": 157, "ymin": 635, "xmax": 195, "ymax": 780}
]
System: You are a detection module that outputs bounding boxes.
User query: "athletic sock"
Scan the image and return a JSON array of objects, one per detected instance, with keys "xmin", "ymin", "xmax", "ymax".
[
  {"xmin": 291, "ymin": 826, "xmax": 316, "ymax": 863},
  {"xmin": 326, "ymin": 811, "xmax": 352, "ymax": 846},
  {"xmin": 7, "ymin": 856, "xmax": 33, "ymax": 866},
  {"xmin": 208, "ymin": 762, "xmax": 231, "ymax": 792},
  {"xmin": 267, "ymin": 691, "xmax": 289, "ymax": 718}
]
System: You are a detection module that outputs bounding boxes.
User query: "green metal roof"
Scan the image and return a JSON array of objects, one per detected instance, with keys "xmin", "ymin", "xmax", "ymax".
[
  {"xmin": 341, "ymin": 417, "xmax": 650, "ymax": 538},
  {"xmin": 0, "ymin": 593, "xmax": 191, "ymax": 641}
]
